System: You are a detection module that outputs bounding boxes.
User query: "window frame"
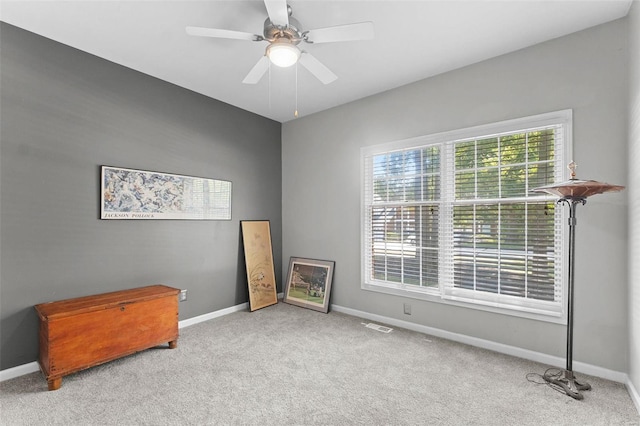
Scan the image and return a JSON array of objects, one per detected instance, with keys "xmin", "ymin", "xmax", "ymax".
[{"xmin": 361, "ymin": 110, "xmax": 572, "ymax": 324}]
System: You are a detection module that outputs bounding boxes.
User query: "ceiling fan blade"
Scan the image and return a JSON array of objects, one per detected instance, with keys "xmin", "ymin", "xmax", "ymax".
[
  {"xmin": 299, "ymin": 53, "xmax": 337, "ymax": 85},
  {"xmin": 186, "ymin": 26, "xmax": 259, "ymax": 41},
  {"xmin": 264, "ymin": 0, "xmax": 289, "ymax": 27},
  {"xmin": 243, "ymin": 56, "xmax": 270, "ymax": 84},
  {"xmin": 304, "ymin": 21, "xmax": 374, "ymax": 44}
]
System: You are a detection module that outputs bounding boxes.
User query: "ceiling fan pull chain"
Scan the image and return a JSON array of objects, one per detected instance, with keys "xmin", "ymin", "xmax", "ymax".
[
  {"xmin": 268, "ymin": 62, "xmax": 272, "ymax": 110},
  {"xmin": 294, "ymin": 62, "xmax": 299, "ymax": 118}
]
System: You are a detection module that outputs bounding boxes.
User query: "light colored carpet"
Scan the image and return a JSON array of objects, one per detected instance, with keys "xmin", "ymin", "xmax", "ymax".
[{"xmin": 1, "ymin": 302, "xmax": 638, "ymax": 425}]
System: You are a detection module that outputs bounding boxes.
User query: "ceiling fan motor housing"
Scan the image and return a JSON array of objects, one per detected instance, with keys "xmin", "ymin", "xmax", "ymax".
[{"xmin": 263, "ymin": 17, "xmax": 303, "ymax": 44}]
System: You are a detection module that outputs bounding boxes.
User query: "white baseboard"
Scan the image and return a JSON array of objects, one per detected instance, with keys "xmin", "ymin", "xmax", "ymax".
[
  {"xmin": 178, "ymin": 302, "xmax": 249, "ymax": 328},
  {"xmin": 178, "ymin": 293, "xmax": 283, "ymax": 328},
  {"xmin": 331, "ymin": 304, "xmax": 628, "ymax": 384},
  {"xmin": 627, "ymin": 377, "xmax": 640, "ymax": 415},
  {"xmin": 0, "ymin": 361, "xmax": 40, "ymax": 382}
]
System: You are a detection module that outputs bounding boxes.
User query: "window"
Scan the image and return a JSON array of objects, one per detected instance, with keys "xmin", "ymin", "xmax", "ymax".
[{"xmin": 361, "ymin": 110, "xmax": 571, "ymax": 322}]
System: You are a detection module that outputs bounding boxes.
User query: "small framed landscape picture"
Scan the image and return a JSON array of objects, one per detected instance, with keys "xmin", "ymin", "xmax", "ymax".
[{"xmin": 283, "ymin": 257, "xmax": 335, "ymax": 313}]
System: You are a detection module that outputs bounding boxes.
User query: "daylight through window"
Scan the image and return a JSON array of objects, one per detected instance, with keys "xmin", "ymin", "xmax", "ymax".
[{"xmin": 361, "ymin": 111, "xmax": 571, "ymax": 320}]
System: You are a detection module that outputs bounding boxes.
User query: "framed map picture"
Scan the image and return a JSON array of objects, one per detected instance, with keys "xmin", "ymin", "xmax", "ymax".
[
  {"xmin": 283, "ymin": 257, "xmax": 335, "ymax": 313},
  {"xmin": 241, "ymin": 220, "xmax": 278, "ymax": 311},
  {"xmin": 101, "ymin": 166, "xmax": 231, "ymax": 220}
]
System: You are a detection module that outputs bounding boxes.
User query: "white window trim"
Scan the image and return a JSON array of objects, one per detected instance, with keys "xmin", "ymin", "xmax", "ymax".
[{"xmin": 361, "ymin": 110, "xmax": 572, "ymax": 324}]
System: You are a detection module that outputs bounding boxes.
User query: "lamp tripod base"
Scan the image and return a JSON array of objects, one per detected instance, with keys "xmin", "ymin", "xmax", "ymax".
[{"xmin": 543, "ymin": 369, "xmax": 591, "ymax": 400}]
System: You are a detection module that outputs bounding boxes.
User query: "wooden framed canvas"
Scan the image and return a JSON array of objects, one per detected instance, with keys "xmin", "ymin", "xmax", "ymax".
[
  {"xmin": 240, "ymin": 220, "xmax": 278, "ymax": 311},
  {"xmin": 283, "ymin": 257, "xmax": 335, "ymax": 313}
]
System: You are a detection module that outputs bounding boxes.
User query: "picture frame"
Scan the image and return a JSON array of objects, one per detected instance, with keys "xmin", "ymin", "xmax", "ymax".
[
  {"xmin": 240, "ymin": 220, "xmax": 278, "ymax": 311},
  {"xmin": 283, "ymin": 257, "xmax": 335, "ymax": 313},
  {"xmin": 101, "ymin": 165, "xmax": 232, "ymax": 220}
]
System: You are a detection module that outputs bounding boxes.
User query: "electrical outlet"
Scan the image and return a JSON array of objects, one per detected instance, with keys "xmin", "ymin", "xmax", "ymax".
[
  {"xmin": 403, "ymin": 303, "xmax": 411, "ymax": 315},
  {"xmin": 180, "ymin": 289, "xmax": 188, "ymax": 302}
]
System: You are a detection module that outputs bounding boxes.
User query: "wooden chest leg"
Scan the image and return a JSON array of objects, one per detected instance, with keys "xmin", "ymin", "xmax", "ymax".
[
  {"xmin": 48, "ymin": 377, "xmax": 62, "ymax": 391},
  {"xmin": 168, "ymin": 340, "xmax": 177, "ymax": 349}
]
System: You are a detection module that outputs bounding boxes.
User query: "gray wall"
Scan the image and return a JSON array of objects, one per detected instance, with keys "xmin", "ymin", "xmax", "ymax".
[
  {"xmin": 0, "ymin": 23, "xmax": 282, "ymax": 370},
  {"xmin": 282, "ymin": 19, "xmax": 629, "ymax": 372},
  {"xmin": 629, "ymin": 0, "xmax": 640, "ymax": 393}
]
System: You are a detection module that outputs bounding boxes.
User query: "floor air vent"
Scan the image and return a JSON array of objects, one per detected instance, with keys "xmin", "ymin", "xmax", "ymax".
[{"xmin": 362, "ymin": 322, "xmax": 393, "ymax": 333}]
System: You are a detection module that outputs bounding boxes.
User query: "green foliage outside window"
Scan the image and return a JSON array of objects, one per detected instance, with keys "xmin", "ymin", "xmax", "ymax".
[{"xmin": 368, "ymin": 128, "xmax": 559, "ymax": 301}]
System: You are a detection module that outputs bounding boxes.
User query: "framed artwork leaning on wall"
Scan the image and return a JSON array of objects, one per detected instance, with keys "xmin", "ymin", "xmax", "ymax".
[
  {"xmin": 283, "ymin": 257, "xmax": 335, "ymax": 313},
  {"xmin": 240, "ymin": 220, "xmax": 278, "ymax": 311}
]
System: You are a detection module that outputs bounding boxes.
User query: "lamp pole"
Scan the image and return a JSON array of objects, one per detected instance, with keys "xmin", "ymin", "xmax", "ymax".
[
  {"xmin": 531, "ymin": 162, "xmax": 624, "ymax": 400},
  {"xmin": 547, "ymin": 196, "xmax": 590, "ymax": 400}
]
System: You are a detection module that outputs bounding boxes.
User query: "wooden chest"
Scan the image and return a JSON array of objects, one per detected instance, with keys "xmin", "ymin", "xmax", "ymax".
[{"xmin": 35, "ymin": 285, "xmax": 179, "ymax": 391}]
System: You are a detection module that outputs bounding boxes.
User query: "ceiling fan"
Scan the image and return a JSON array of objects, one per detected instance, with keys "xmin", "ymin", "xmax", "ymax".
[{"xmin": 186, "ymin": 0, "xmax": 374, "ymax": 85}]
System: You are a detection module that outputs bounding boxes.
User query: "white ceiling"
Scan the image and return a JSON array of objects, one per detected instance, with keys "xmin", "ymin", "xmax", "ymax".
[{"xmin": 0, "ymin": 1, "xmax": 633, "ymax": 123}]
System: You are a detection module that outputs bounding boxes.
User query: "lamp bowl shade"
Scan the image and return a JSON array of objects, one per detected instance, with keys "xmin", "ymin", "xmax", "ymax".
[{"xmin": 531, "ymin": 179, "xmax": 625, "ymax": 199}]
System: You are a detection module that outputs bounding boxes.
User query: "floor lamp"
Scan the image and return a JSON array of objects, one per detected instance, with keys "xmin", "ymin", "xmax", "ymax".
[{"xmin": 531, "ymin": 162, "xmax": 624, "ymax": 400}]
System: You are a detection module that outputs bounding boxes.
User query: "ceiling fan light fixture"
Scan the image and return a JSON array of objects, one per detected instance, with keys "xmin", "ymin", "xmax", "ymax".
[{"xmin": 266, "ymin": 39, "xmax": 300, "ymax": 67}]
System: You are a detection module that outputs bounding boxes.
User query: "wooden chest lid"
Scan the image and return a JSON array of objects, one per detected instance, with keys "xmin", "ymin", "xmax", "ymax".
[{"xmin": 34, "ymin": 285, "xmax": 180, "ymax": 320}]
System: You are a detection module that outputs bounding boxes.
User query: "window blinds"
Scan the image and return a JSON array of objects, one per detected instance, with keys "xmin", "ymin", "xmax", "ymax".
[{"xmin": 362, "ymin": 110, "xmax": 570, "ymax": 319}]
